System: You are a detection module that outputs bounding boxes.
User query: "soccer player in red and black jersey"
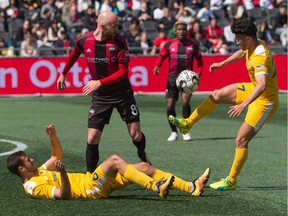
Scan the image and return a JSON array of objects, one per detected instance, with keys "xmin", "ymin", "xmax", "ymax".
[
  {"xmin": 57, "ymin": 11, "xmax": 151, "ymax": 173},
  {"xmin": 153, "ymin": 20, "xmax": 204, "ymax": 142}
]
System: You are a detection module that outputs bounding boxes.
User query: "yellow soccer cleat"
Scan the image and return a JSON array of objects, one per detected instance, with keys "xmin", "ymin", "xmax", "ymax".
[
  {"xmin": 168, "ymin": 115, "xmax": 191, "ymax": 135},
  {"xmin": 209, "ymin": 177, "xmax": 237, "ymax": 191},
  {"xmin": 191, "ymin": 168, "xmax": 211, "ymax": 197},
  {"xmin": 156, "ymin": 175, "xmax": 175, "ymax": 198}
]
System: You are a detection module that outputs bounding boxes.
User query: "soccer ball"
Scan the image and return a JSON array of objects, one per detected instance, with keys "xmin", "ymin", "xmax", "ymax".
[{"xmin": 176, "ymin": 70, "xmax": 199, "ymax": 94}]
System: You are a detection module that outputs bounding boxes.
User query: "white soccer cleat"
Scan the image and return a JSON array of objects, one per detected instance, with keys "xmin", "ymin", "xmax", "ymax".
[
  {"xmin": 182, "ymin": 133, "xmax": 191, "ymax": 141},
  {"xmin": 167, "ymin": 132, "xmax": 178, "ymax": 141}
]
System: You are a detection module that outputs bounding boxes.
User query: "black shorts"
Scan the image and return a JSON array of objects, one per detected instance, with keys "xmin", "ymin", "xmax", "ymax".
[
  {"xmin": 165, "ymin": 77, "xmax": 180, "ymax": 101},
  {"xmin": 88, "ymin": 91, "xmax": 140, "ymax": 131}
]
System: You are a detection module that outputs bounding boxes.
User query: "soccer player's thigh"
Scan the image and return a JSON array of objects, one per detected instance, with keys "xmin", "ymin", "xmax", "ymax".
[
  {"xmin": 117, "ymin": 92, "xmax": 140, "ymax": 123},
  {"xmin": 245, "ymin": 98, "xmax": 279, "ymax": 133},
  {"xmin": 235, "ymin": 82, "xmax": 254, "ymax": 104},
  {"xmin": 166, "ymin": 79, "xmax": 179, "ymax": 106}
]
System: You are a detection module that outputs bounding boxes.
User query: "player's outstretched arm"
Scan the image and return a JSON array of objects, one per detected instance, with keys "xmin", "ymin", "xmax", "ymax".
[
  {"xmin": 43, "ymin": 124, "xmax": 63, "ymax": 171},
  {"xmin": 210, "ymin": 49, "xmax": 245, "ymax": 74}
]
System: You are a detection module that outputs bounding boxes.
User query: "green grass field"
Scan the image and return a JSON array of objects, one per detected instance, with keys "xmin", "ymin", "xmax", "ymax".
[{"xmin": 0, "ymin": 94, "xmax": 287, "ymax": 216}]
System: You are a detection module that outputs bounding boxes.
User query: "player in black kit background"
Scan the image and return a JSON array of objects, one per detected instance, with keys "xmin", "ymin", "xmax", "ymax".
[{"xmin": 57, "ymin": 10, "xmax": 151, "ymax": 173}]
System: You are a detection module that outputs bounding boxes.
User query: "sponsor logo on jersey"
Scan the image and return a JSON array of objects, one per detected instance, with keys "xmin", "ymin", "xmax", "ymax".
[
  {"xmin": 92, "ymin": 172, "xmax": 98, "ymax": 181},
  {"xmin": 256, "ymin": 64, "xmax": 264, "ymax": 70},
  {"xmin": 87, "ymin": 57, "xmax": 110, "ymax": 63},
  {"xmin": 108, "ymin": 46, "xmax": 116, "ymax": 54}
]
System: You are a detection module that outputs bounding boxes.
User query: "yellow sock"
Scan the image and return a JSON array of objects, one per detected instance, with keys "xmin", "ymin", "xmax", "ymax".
[
  {"xmin": 228, "ymin": 148, "xmax": 248, "ymax": 183},
  {"xmin": 153, "ymin": 169, "xmax": 192, "ymax": 193},
  {"xmin": 186, "ymin": 97, "xmax": 217, "ymax": 127},
  {"xmin": 123, "ymin": 165, "xmax": 154, "ymax": 190}
]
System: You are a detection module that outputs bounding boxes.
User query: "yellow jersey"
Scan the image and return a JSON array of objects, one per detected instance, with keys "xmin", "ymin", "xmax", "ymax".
[{"xmin": 245, "ymin": 40, "xmax": 279, "ymax": 100}]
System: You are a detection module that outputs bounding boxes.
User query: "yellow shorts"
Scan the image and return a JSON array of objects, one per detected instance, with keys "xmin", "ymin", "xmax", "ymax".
[
  {"xmin": 236, "ymin": 82, "xmax": 279, "ymax": 132},
  {"xmin": 86, "ymin": 166, "xmax": 130, "ymax": 199}
]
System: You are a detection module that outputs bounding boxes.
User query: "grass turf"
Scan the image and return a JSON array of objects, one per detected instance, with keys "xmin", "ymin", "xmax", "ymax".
[{"xmin": 0, "ymin": 94, "xmax": 287, "ymax": 216}]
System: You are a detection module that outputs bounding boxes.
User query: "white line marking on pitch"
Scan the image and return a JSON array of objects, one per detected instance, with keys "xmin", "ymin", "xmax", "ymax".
[{"xmin": 0, "ymin": 139, "xmax": 28, "ymax": 156}]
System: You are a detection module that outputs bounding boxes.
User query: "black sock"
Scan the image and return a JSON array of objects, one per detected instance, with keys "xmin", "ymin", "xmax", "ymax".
[
  {"xmin": 182, "ymin": 104, "xmax": 191, "ymax": 118},
  {"xmin": 167, "ymin": 109, "xmax": 177, "ymax": 132},
  {"xmin": 133, "ymin": 132, "xmax": 146, "ymax": 154},
  {"xmin": 86, "ymin": 143, "xmax": 99, "ymax": 173}
]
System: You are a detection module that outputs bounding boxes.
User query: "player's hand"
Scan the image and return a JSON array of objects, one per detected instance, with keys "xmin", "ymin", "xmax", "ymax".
[
  {"xmin": 228, "ymin": 104, "xmax": 245, "ymax": 118},
  {"xmin": 46, "ymin": 124, "xmax": 57, "ymax": 138},
  {"xmin": 55, "ymin": 160, "xmax": 66, "ymax": 174},
  {"xmin": 57, "ymin": 74, "xmax": 66, "ymax": 91},
  {"xmin": 209, "ymin": 62, "xmax": 225, "ymax": 74},
  {"xmin": 153, "ymin": 66, "xmax": 160, "ymax": 75},
  {"xmin": 82, "ymin": 80, "xmax": 101, "ymax": 95}
]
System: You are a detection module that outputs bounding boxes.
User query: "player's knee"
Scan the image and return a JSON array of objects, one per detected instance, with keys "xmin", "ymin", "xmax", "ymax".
[
  {"xmin": 235, "ymin": 136, "xmax": 249, "ymax": 148},
  {"xmin": 211, "ymin": 89, "xmax": 221, "ymax": 103},
  {"xmin": 130, "ymin": 130, "xmax": 141, "ymax": 141}
]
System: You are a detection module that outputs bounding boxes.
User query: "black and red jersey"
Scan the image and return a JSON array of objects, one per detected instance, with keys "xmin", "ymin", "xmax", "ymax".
[
  {"xmin": 62, "ymin": 31, "xmax": 132, "ymax": 97},
  {"xmin": 155, "ymin": 38, "xmax": 203, "ymax": 77}
]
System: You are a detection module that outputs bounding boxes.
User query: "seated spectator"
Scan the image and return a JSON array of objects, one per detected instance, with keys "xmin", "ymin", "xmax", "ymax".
[
  {"xmin": 196, "ymin": 1, "xmax": 215, "ymax": 23},
  {"xmin": 23, "ymin": 4, "xmax": 39, "ymax": 22},
  {"xmin": 274, "ymin": 5, "xmax": 287, "ymax": 37},
  {"xmin": 157, "ymin": 7, "xmax": 176, "ymax": 34},
  {"xmin": 188, "ymin": 20, "xmax": 202, "ymax": 39},
  {"xmin": 150, "ymin": 30, "xmax": 170, "ymax": 55},
  {"xmin": 226, "ymin": 0, "xmax": 246, "ymax": 20},
  {"xmin": 258, "ymin": 21, "xmax": 276, "ymax": 44},
  {"xmin": 14, "ymin": 19, "xmax": 31, "ymax": 47},
  {"xmin": 184, "ymin": 0, "xmax": 203, "ymax": 11},
  {"xmin": 47, "ymin": 20, "xmax": 60, "ymax": 43},
  {"xmin": 81, "ymin": 5, "xmax": 97, "ymax": 32},
  {"xmin": 175, "ymin": 5, "xmax": 196, "ymax": 30},
  {"xmin": 140, "ymin": 32, "xmax": 152, "ymax": 55},
  {"xmin": 53, "ymin": 30, "xmax": 73, "ymax": 56},
  {"xmin": 0, "ymin": 37, "xmax": 14, "ymax": 57},
  {"xmin": 210, "ymin": 0, "xmax": 224, "ymax": 11},
  {"xmin": 136, "ymin": 1, "xmax": 152, "ymax": 21},
  {"xmin": 153, "ymin": 1, "xmax": 164, "ymax": 20},
  {"xmin": 20, "ymin": 33, "xmax": 37, "ymax": 57},
  {"xmin": 124, "ymin": 19, "xmax": 142, "ymax": 49},
  {"xmin": 98, "ymin": 0, "xmax": 119, "ymax": 14},
  {"xmin": 204, "ymin": 17, "xmax": 228, "ymax": 54},
  {"xmin": 280, "ymin": 24, "xmax": 288, "ymax": 51},
  {"xmin": 194, "ymin": 31, "xmax": 212, "ymax": 54}
]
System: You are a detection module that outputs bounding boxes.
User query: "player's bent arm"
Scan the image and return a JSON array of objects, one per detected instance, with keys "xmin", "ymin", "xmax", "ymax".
[
  {"xmin": 43, "ymin": 124, "xmax": 63, "ymax": 171},
  {"xmin": 53, "ymin": 161, "xmax": 72, "ymax": 200},
  {"xmin": 222, "ymin": 49, "xmax": 245, "ymax": 66},
  {"xmin": 241, "ymin": 74, "xmax": 267, "ymax": 108}
]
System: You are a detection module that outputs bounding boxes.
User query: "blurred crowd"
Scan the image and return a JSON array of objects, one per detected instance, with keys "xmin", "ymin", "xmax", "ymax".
[{"xmin": 0, "ymin": 0, "xmax": 287, "ymax": 57}]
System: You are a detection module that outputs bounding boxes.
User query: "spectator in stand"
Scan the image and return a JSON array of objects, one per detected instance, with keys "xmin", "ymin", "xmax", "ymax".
[
  {"xmin": 132, "ymin": 0, "xmax": 141, "ymax": 16},
  {"xmin": 183, "ymin": 0, "xmax": 202, "ymax": 11},
  {"xmin": 140, "ymin": 32, "xmax": 152, "ymax": 55},
  {"xmin": 150, "ymin": 29, "xmax": 170, "ymax": 54},
  {"xmin": 124, "ymin": 19, "xmax": 142, "ymax": 50},
  {"xmin": 196, "ymin": 1, "xmax": 215, "ymax": 23},
  {"xmin": 153, "ymin": 1, "xmax": 164, "ymax": 20},
  {"xmin": 99, "ymin": 0, "xmax": 119, "ymax": 14},
  {"xmin": 5, "ymin": 1, "xmax": 23, "ymax": 26},
  {"xmin": 23, "ymin": 3, "xmax": 39, "ymax": 22},
  {"xmin": 223, "ymin": 18, "xmax": 236, "ymax": 46},
  {"xmin": 47, "ymin": 20, "xmax": 61, "ymax": 43},
  {"xmin": 226, "ymin": 0, "xmax": 246, "ymax": 20},
  {"xmin": 242, "ymin": 0, "xmax": 254, "ymax": 11},
  {"xmin": 274, "ymin": 5, "xmax": 287, "ymax": 37},
  {"xmin": 81, "ymin": 5, "xmax": 97, "ymax": 32},
  {"xmin": 14, "ymin": 19, "xmax": 31, "ymax": 48},
  {"xmin": 136, "ymin": 0, "xmax": 152, "ymax": 22},
  {"xmin": 157, "ymin": 7, "xmax": 176, "ymax": 34},
  {"xmin": 53, "ymin": 29, "xmax": 73, "ymax": 56},
  {"xmin": 194, "ymin": 31, "xmax": 212, "ymax": 54},
  {"xmin": 205, "ymin": 17, "xmax": 228, "ymax": 54},
  {"xmin": 258, "ymin": 21, "xmax": 276, "ymax": 44},
  {"xmin": 175, "ymin": 5, "xmax": 196, "ymax": 30},
  {"xmin": 0, "ymin": 37, "xmax": 14, "ymax": 57},
  {"xmin": 40, "ymin": 0, "xmax": 56, "ymax": 21},
  {"xmin": 210, "ymin": 0, "xmax": 224, "ymax": 11},
  {"xmin": 20, "ymin": 33, "xmax": 37, "ymax": 57},
  {"xmin": 280, "ymin": 24, "xmax": 288, "ymax": 51},
  {"xmin": 188, "ymin": 20, "xmax": 201, "ymax": 39}
]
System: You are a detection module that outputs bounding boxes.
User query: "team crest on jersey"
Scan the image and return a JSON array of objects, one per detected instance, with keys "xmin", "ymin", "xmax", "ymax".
[
  {"xmin": 108, "ymin": 46, "xmax": 116, "ymax": 54},
  {"xmin": 92, "ymin": 172, "xmax": 98, "ymax": 181},
  {"xmin": 88, "ymin": 109, "xmax": 95, "ymax": 118},
  {"xmin": 256, "ymin": 64, "xmax": 264, "ymax": 70}
]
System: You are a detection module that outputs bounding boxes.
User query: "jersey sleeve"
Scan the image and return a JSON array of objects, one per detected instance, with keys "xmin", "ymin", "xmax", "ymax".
[
  {"xmin": 24, "ymin": 181, "xmax": 56, "ymax": 199},
  {"xmin": 117, "ymin": 38, "xmax": 130, "ymax": 64},
  {"xmin": 253, "ymin": 46, "xmax": 269, "ymax": 76}
]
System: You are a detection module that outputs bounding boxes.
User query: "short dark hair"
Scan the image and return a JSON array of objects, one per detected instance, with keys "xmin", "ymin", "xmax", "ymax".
[
  {"xmin": 7, "ymin": 151, "xmax": 26, "ymax": 178},
  {"xmin": 231, "ymin": 18, "xmax": 257, "ymax": 38}
]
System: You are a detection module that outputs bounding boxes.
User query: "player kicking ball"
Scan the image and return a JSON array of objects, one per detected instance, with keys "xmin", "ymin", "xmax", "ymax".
[
  {"xmin": 7, "ymin": 124, "xmax": 210, "ymax": 200},
  {"xmin": 169, "ymin": 18, "xmax": 279, "ymax": 191}
]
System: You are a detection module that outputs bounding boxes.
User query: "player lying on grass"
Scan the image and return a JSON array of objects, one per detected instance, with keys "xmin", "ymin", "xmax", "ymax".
[{"xmin": 7, "ymin": 124, "xmax": 210, "ymax": 200}]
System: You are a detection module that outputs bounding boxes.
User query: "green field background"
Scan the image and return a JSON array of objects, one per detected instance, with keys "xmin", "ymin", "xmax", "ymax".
[{"xmin": 0, "ymin": 94, "xmax": 286, "ymax": 216}]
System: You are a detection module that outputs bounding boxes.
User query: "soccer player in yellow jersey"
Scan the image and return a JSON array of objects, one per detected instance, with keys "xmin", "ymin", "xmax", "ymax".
[
  {"xmin": 169, "ymin": 18, "xmax": 279, "ymax": 190},
  {"xmin": 7, "ymin": 124, "xmax": 210, "ymax": 200}
]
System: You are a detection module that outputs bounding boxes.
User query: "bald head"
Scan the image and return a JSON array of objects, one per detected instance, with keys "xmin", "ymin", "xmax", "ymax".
[{"xmin": 98, "ymin": 10, "xmax": 118, "ymax": 26}]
